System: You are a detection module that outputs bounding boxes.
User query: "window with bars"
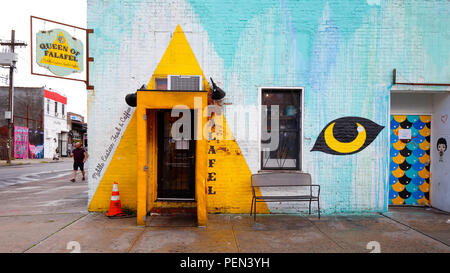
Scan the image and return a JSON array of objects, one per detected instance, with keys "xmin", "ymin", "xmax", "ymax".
[{"xmin": 261, "ymin": 88, "xmax": 302, "ymax": 170}]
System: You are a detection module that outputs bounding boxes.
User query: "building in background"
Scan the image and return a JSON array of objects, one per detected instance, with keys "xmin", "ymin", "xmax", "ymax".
[
  {"xmin": 86, "ymin": 0, "xmax": 450, "ymax": 226},
  {"xmin": 43, "ymin": 89, "xmax": 69, "ymax": 159},
  {"xmin": 0, "ymin": 86, "xmax": 44, "ymax": 160},
  {"xmin": 0, "ymin": 86, "xmax": 71, "ymax": 160},
  {"xmin": 67, "ymin": 112, "xmax": 87, "ymax": 154}
]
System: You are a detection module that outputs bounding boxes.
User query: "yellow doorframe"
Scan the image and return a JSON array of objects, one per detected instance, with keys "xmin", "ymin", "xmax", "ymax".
[{"xmin": 136, "ymin": 91, "xmax": 208, "ymax": 226}]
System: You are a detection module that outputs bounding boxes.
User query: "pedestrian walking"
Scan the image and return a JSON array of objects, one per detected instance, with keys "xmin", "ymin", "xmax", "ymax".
[
  {"xmin": 70, "ymin": 143, "xmax": 88, "ymax": 182},
  {"xmin": 53, "ymin": 147, "xmax": 59, "ymax": 160}
]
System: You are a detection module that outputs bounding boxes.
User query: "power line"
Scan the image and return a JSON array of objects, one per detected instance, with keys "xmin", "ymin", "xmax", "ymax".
[{"xmin": 0, "ymin": 30, "xmax": 28, "ymax": 164}]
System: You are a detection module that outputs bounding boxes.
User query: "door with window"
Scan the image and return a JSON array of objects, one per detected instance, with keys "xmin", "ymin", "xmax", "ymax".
[
  {"xmin": 261, "ymin": 88, "xmax": 302, "ymax": 170},
  {"xmin": 157, "ymin": 109, "xmax": 196, "ymax": 199}
]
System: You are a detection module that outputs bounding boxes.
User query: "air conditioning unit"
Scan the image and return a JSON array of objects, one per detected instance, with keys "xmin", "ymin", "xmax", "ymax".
[
  {"xmin": 0, "ymin": 52, "xmax": 18, "ymax": 66},
  {"xmin": 168, "ymin": 75, "xmax": 202, "ymax": 91}
]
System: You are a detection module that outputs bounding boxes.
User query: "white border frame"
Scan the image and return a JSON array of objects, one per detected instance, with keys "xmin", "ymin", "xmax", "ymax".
[{"xmin": 258, "ymin": 86, "xmax": 305, "ymax": 172}]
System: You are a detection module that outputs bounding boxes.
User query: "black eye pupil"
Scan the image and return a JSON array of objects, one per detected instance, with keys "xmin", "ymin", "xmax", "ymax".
[{"xmin": 333, "ymin": 122, "xmax": 358, "ymax": 143}]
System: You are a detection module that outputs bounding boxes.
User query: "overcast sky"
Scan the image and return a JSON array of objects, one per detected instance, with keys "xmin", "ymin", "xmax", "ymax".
[{"xmin": 0, "ymin": 0, "xmax": 88, "ymax": 118}]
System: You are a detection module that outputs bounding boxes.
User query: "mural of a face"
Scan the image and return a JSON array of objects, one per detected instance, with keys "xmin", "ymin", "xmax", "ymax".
[
  {"xmin": 311, "ymin": 117, "xmax": 384, "ymax": 155},
  {"xmin": 437, "ymin": 137, "xmax": 447, "ymax": 162},
  {"xmin": 437, "ymin": 138, "xmax": 447, "ymax": 153}
]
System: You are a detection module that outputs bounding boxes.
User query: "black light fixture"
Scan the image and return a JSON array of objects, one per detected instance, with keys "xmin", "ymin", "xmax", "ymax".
[
  {"xmin": 210, "ymin": 77, "xmax": 226, "ymax": 101},
  {"xmin": 125, "ymin": 92, "xmax": 137, "ymax": 107},
  {"xmin": 125, "ymin": 85, "xmax": 146, "ymax": 107}
]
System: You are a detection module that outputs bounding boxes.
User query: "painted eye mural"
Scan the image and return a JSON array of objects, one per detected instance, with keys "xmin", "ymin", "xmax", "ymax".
[{"xmin": 311, "ymin": 117, "xmax": 384, "ymax": 155}]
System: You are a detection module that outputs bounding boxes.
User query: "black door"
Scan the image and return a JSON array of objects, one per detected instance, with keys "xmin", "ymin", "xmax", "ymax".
[{"xmin": 157, "ymin": 110, "xmax": 195, "ymax": 199}]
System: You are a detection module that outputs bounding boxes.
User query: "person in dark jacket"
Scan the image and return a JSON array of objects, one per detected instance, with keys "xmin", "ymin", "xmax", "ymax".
[{"xmin": 70, "ymin": 142, "xmax": 88, "ymax": 182}]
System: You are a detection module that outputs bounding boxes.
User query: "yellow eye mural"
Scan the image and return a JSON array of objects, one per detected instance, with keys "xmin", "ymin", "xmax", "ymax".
[{"xmin": 311, "ymin": 117, "xmax": 384, "ymax": 155}]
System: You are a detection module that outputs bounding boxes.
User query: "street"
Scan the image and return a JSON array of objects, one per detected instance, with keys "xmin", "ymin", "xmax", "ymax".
[
  {"xmin": 0, "ymin": 159, "xmax": 88, "ymax": 217},
  {"xmin": 0, "ymin": 160, "xmax": 74, "ymax": 188}
]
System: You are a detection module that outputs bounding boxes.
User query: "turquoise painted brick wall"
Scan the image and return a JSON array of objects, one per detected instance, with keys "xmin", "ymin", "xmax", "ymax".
[
  {"xmin": 87, "ymin": 0, "xmax": 449, "ymax": 214},
  {"xmin": 184, "ymin": 0, "xmax": 449, "ymax": 213}
]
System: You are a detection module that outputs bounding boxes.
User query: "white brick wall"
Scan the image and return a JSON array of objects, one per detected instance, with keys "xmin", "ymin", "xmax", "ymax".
[{"xmin": 44, "ymin": 98, "xmax": 68, "ymax": 159}]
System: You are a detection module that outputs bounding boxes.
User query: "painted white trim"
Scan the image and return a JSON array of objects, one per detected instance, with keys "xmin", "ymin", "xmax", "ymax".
[
  {"xmin": 257, "ymin": 86, "xmax": 305, "ymax": 171},
  {"xmin": 387, "ymin": 92, "xmax": 391, "ymax": 210},
  {"xmin": 390, "ymin": 112, "xmax": 434, "ymax": 115},
  {"xmin": 390, "ymin": 89, "xmax": 450, "ymax": 94}
]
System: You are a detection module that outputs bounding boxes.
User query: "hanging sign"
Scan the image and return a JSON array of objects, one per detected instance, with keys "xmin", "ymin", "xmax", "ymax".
[{"xmin": 35, "ymin": 28, "xmax": 84, "ymax": 76}]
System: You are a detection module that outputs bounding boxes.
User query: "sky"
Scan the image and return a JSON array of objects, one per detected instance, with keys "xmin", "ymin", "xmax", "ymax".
[{"xmin": 0, "ymin": 0, "xmax": 88, "ymax": 118}]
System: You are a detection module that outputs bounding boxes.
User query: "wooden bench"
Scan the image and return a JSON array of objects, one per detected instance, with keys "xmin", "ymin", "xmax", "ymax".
[{"xmin": 250, "ymin": 172, "xmax": 320, "ymax": 220}]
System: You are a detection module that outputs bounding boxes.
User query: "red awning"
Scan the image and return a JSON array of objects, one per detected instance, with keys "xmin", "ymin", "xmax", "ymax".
[{"xmin": 44, "ymin": 89, "xmax": 67, "ymax": 104}]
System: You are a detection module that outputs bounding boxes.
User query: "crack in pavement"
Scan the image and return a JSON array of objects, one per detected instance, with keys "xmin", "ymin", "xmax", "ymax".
[
  {"xmin": 380, "ymin": 212, "xmax": 450, "ymax": 248},
  {"xmin": 23, "ymin": 213, "xmax": 89, "ymax": 253}
]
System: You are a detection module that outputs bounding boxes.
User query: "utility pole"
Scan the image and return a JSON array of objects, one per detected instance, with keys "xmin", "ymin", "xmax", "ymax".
[{"xmin": 1, "ymin": 30, "xmax": 27, "ymax": 164}]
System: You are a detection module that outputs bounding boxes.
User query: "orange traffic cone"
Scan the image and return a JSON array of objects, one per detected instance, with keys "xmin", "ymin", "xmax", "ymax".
[{"xmin": 105, "ymin": 182, "xmax": 126, "ymax": 217}]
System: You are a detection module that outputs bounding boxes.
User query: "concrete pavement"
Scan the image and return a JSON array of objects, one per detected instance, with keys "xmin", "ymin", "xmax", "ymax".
[
  {"xmin": 21, "ymin": 209, "xmax": 450, "ymax": 253},
  {"xmin": 0, "ymin": 162, "xmax": 448, "ymax": 253}
]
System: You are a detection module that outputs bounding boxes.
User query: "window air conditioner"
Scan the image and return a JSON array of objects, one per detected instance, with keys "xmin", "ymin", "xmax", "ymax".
[{"xmin": 168, "ymin": 75, "xmax": 202, "ymax": 91}]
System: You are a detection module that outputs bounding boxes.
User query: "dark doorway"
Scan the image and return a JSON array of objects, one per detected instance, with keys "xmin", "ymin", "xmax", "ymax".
[
  {"xmin": 261, "ymin": 88, "xmax": 302, "ymax": 170},
  {"xmin": 157, "ymin": 109, "xmax": 196, "ymax": 199}
]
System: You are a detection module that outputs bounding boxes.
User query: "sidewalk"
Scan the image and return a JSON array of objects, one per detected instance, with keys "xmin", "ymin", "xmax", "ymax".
[
  {"xmin": 0, "ymin": 156, "xmax": 72, "ymax": 167},
  {"xmin": 0, "ymin": 166, "xmax": 448, "ymax": 253},
  {"xmin": 19, "ymin": 208, "xmax": 450, "ymax": 253}
]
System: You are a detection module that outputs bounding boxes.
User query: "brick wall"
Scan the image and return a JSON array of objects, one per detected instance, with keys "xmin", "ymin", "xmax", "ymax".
[{"xmin": 87, "ymin": 0, "xmax": 450, "ymax": 214}]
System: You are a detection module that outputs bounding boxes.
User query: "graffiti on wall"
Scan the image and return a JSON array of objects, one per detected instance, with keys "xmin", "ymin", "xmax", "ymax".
[
  {"xmin": 389, "ymin": 115, "xmax": 431, "ymax": 206},
  {"xmin": 29, "ymin": 129, "xmax": 44, "ymax": 159},
  {"xmin": 437, "ymin": 137, "xmax": 447, "ymax": 162},
  {"xmin": 311, "ymin": 117, "xmax": 384, "ymax": 155},
  {"xmin": 14, "ymin": 126, "xmax": 29, "ymax": 159},
  {"xmin": 29, "ymin": 144, "xmax": 44, "ymax": 159}
]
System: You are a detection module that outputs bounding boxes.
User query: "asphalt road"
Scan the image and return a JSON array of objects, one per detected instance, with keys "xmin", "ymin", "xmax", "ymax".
[{"xmin": 0, "ymin": 161, "xmax": 75, "ymax": 188}]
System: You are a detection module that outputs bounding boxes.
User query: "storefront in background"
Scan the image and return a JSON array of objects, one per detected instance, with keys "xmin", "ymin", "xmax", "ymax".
[
  {"xmin": 67, "ymin": 112, "xmax": 87, "ymax": 153},
  {"xmin": 86, "ymin": 0, "xmax": 450, "ymax": 226}
]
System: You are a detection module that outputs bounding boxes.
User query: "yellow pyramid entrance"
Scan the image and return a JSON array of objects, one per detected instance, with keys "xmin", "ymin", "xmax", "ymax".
[
  {"xmin": 136, "ymin": 25, "xmax": 209, "ymax": 226},
  {"xmin": 40, "ymin": 31, "xmax": 81, "ymax": 71},
  {"xmin": 88, "ymin": 25, "xmax": 268, "ymax": 227},
  {"xmin": 146, "ymin": 25, "xmax": 209, "ymax": 89}
]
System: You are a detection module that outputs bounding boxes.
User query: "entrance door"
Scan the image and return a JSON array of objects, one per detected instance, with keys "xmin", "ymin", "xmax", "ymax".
[
  {"xmin": 157, "ymin": 110, "xmax": 195, "ymax": 199},
  {"xmin": 389, "ymin": 115, "xmax": 431, "ymax": 206},
  {"xmin": 59, "ymin": 134, "xmax": 68, "ymax": 157}
]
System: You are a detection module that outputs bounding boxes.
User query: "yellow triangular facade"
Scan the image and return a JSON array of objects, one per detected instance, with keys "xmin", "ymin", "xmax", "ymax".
[{"xmin": 88, "ymin": 25, "xmax": 269, "ymax": 220}]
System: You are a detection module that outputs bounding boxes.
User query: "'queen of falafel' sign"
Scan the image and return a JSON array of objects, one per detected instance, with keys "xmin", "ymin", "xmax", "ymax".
[{"xmin": 36, "ymin": 29, "xmax": 84, "ymax": 76}]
